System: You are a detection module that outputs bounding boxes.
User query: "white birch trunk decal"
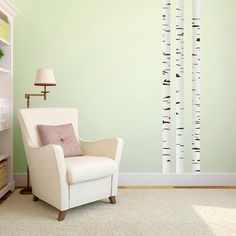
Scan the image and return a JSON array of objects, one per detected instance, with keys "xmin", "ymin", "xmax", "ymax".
[
  {"xmin": 192, "ymin": 0, "xmax": 200, "ymax": 172},
  {"xmin": 176, "ymin": 0, "xmax": 184, "ymax": 173},
  {"xmin": 162, "ymin": 0, "xmax": 171, "ymax": 173}
]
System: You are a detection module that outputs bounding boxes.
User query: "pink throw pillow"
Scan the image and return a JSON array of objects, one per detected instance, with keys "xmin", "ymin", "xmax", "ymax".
[{"xmin": 37, "ymin": 123, "xmax": 81, "ymax": 157}]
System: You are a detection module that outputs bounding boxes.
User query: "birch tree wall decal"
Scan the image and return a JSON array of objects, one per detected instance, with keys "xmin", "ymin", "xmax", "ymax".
[
  {"xmin": 176, "ymin": 0, "xmax": 184, "ymax": 173},
  {"xmin": 162, "ymin": 0, "xmax": 171, "ymax": 173},
  {"xmin": 192, "ymin": 0, "xmax": 200, "ymax": 172}
]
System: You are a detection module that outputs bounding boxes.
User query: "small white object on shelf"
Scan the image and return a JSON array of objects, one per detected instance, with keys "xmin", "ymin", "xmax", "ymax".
[
  {"xmin": 0, "ymin": 37, "xmax": 10, "ymax": 46},
  {"xmin": 0, "ymin": 154, "xmax": 9, "ymax": 162},
  {"xmin": 0, "ymin": 98, "xmax": 9, "ymax": 131},
  {"xmin": 0, "ymin": 68, "xmax": 10, "ymax": 73}
]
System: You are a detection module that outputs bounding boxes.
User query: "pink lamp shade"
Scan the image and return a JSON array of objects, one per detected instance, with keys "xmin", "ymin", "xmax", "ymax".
[{"xmin": 34, "ymin": 68, "xmax": 56, "ymax": 86}]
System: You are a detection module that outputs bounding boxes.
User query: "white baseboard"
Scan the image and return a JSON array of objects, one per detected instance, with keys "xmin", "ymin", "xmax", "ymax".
[
  {"xmin": 14, "ymin": 173, "xmax": 27, "ymax": 187},
  {"xmin": 14, "ymin": 172, "xmax": 236, "ymax": 187},
  {"xmin": 118, "ymin": 173, "xmax": 236, "ymax": 186}
]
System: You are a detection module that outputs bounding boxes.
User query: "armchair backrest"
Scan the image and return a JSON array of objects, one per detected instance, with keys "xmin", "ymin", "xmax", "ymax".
[{"xmin": 18, "ymin": 108, "xmax": 79, "ymax": 147}]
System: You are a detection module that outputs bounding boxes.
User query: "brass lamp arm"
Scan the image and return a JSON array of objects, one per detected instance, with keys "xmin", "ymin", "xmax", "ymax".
[{"xmin": 25, "ymin": 86, "xmax": 50, "ymax": 108}]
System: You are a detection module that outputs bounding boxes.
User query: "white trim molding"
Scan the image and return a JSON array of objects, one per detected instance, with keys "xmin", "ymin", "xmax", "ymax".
[
  {"xmin": 14, "ymin": 173, "xmax": 27, "ymax": 187},
  {"xmin": 118, "ymin": 173, "xmax": 236, "ymax": 186},
  {"xmin": 15, "ymin": 172, "xmax": 236, "ymax": 187}
]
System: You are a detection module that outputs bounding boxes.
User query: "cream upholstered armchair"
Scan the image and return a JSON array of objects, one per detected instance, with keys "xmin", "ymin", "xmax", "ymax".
[{"xmin": 18, "ymin": 108, "xmax": 123, "ymax": 221}]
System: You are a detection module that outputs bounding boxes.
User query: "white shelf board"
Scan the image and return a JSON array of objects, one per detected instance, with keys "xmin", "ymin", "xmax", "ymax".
[
  {"xmin": 0, "ymin": 68, "xmax": 10, "ymax": 74},
  {"xmin": 0, "ymin": 154, "xmax": 9, "ymax": 161},
  {"xmin": 0, "ymin": 38, "xmax": 10, "ymax": 46},
  {"xmin": 0, "ymin": 180, "xmax": 15, "ymax": 198}
]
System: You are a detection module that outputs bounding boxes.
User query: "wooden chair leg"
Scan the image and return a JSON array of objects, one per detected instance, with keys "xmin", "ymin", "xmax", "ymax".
[
  {"xmin": 109, "ymin": 196, "xmax": 116, "ymax": 204},
  {"xmin": 33, "ymin": 195, "xmax": 38, "ymax": 201},
  {"xmin": 58, "ymin": 210, "xmax": 67, "ymax": 221}
]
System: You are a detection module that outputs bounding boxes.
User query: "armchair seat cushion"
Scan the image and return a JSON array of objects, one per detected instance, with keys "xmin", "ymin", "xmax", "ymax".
[{"xmin": 65, "ymin": 156, "xmax": 117, "ymax": 184}]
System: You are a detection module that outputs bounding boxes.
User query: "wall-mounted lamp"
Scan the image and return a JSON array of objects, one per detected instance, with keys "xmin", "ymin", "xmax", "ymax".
[{"xmin": 25, "ymin": 68, "xmax": 56, "ymax": 108}]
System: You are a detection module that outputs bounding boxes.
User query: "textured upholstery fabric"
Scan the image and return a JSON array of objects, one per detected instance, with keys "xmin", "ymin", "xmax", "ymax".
[
  {"xmin": 18, "ymin": 108, "xmax": 123, "ymax": 213},
  {"xmin": 38, "ymin": 123, "xmax": 81, "ymax": 157},
  {"xmin": 66, "ymin": 156, "xmax": 117, "ymax": 184},
  {"xmin": 69, "ymin": 177, "xmax": 112, "ymax": 208},
  {"xmin": 27, "ymin": 144, "xmax": 69, "ymax": 211},
  {"xmin": 80, "ymin": 138, "xmax": 123, "ymax": 196}
]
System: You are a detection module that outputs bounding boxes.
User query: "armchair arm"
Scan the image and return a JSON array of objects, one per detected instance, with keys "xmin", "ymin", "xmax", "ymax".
[
  {"xmin": 28, "ymin": 144, "xmax": 66, "ymax": 178},
  {"xmin": 27, "ymin": 145, "xmax": 69, "ymax": 211},
  {"xmin": 80, "ymin": 138, "xmax": 123, "ymax": 164},
  {"xmin": 80, "ymin": 138, "xmax": 123, "ymax": 196}
]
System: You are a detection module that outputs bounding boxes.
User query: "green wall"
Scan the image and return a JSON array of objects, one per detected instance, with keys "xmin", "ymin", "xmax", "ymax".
[{"xmin": 11, "ymin": 0, "xmax": 236, "ymax": 173}]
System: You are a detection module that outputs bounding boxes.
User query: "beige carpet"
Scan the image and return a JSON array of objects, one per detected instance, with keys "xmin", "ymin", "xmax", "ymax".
[{"xmin": 1, "ymin": 189, "xmax": 236, "ymax": 236}]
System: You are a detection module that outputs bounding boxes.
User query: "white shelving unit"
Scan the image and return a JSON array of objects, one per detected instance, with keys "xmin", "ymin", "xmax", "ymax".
[{"xmin": 0, "ymin": 0, "xmax": 18, "ymax": 199}]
